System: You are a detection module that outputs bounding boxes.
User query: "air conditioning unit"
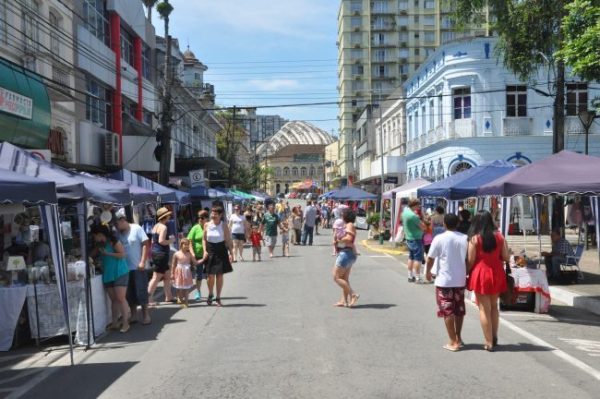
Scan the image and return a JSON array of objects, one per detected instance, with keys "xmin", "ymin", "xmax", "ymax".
[
  {"xmin": 353, "ymin": 10, "xmax": 360, "ymax": 16},
  {"xmin": 399, "ymin": 10, "xmax": 408, "ymax": 15},
  {"xmin": 399, "ymin": 58, "xmax": 408, "ymax": 63},
  {"xmin": 354, "ymin": 43, "xmax": 361, "ymax": 48},
  {"xmin": 400, "ymin": 42, "xmax": 407, "ymax": 47},
  {"xmin": 104, "ymin": 133, "xmax": 120, "ymax": 167},
  {"xmin": 354, "ymin": 27, "xmax": 361, "ymax": 32}
]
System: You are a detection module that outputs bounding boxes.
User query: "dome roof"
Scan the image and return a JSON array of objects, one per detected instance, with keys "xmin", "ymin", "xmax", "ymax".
[
  {"xmin": 183, "ymin": 47, "xmax": 198, "ymax": 62},
  {"xmin": 257, "ymin": 121, "xmax": 334, "ymax": 155}
]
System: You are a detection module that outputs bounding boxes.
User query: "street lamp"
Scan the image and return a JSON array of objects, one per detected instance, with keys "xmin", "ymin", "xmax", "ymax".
[{"xmin": 578, "ymin": 109, "xmax": 597, "ymax": 155}]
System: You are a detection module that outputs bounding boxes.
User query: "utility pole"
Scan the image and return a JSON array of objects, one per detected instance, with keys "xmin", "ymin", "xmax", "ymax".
[
  {"xmin": 158, "ymin": 1, "xmax": 174, "ymax": 185},
  {"xmin": 228, "ymin": 106, "xmax": 237, "ymax": 188}
]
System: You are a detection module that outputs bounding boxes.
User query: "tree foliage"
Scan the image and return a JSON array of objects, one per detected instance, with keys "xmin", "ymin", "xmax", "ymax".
[{"xmin": 557, "ymin": 0, "xmax": 600, "ymax": 82}]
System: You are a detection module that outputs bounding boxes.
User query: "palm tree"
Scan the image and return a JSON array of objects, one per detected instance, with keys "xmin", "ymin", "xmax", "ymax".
[{"xmin": 142, "ymin": 0, "xmax": 158, "ymax": 23}]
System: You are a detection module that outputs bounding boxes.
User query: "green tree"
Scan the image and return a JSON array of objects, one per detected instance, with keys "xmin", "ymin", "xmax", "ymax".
[
  {"xmin": 142, "ymin": 0, "xmax": 158, "ymax": 23},
  {"xmin": 452, "ymin": 0, "xmax": 568, "ymax": 153},
  {"xmin": 215, "ymin": 109, "xmax": 250, "ymax": 187},
  {"xmin": 557, "ymin": 0, "xmax": 600, "ymax": 82}
]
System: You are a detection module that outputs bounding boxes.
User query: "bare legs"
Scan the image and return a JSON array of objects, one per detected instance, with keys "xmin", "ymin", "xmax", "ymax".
[
  {"xmin": 147, "ymin": 271, "xmax": 173, "ymax": 304},
  {"xmin": 443, "ymin": 315, "xmax": 464, "ymax": 350},
  {"xmin": 475, "ymin": 293, "xmax": 500, "ymax": 349},
  {"xmin": 332, "ymin": 266, "xmax": 358, "ymax": 307},
  {"xmin": 106, "ymin": 286, "xmax": 129, "ymax": 332},
  {"xmin": 206, "ymin": 274, "xmax": 224, "ymax": 306},
  {"xmin": 233, "ymin": 240, "xmax": 244, "ymax": 261}
]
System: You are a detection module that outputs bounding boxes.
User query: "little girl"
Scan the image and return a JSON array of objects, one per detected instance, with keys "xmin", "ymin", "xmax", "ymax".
[
  {"xmin": 280, "ymin": 219, "xmax": 290, "ymax": 257},
  {"xmin": 250, "ymin": 225, "xmax": 264, "ymax": 262},
  {"xmin": 332, "ymin": 217, "xmax": 358, "ymax": 256},
  {"xmin": 171, "ymin": 238, "xmax": 194, "ymax": 308}
]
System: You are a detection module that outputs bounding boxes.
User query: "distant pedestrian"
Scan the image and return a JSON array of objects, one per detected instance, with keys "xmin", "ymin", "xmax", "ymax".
[
  {"xmin": 302, "ymin": 201, "xmax": 317, "ymax": 245},
  {"xmin": 401, "ymin": 199, "xmax": 425, "ymax": 283},
  {"xmin": 332, "ymin": 209, "xmax": 360, "ymax": 308},
  {"xmin": 280, "ymin": 219, "xmax": 290, "ymax": 257},
  {"xmin": 250, "ymin": 225, "xmax": 264, "ymax": 262},
  {"xmin": 187, "ymin": 210, "xmax": 208, "ymax": 301},
  {"xmin": 314, "ymin": 203, "xmax": 321, "ymax": 235},
  {"xmin": 229, "ymin": 205, "xmax": 248, "ymax": 262},
  {"xmin": 203, "ymin": 206, "xmax": 234, "ymax": 306},
  {"xmin": 425, "ymin": 214, "xmax": 468, "ymax": 352},
  {"xmin": 457, "ymin": 209, "xmax": 472, "ymax": 234},
  {"xmin": 116, "ymin": 209, "xmax": 151, "ymax": 325},
  {"xmin": 541, "ymin": 229, "xmax": 575, "ymax": 281},
  {"xmin": 148, "ymin": 207, "xmax": 175, "ymax": 305},
  {"xmin": 291, "ymin": 207, "xmax": 302, "ymax": 245},
  {"xmin": 467, "ymin": 210, "xmax": 510, "ymax": 352},
  {"xmin": 431, "ymin": 206, "xmax": 446, "ymax": 238},
  {"xmin": 262, "ymin": 203, "xmax": 281, "ymax": 258},
  {"xmin": 171, "ymin": 238, "xmax": 194, "ymax": 308}
]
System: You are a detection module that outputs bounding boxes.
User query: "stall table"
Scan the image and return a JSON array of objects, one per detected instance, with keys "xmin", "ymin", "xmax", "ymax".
[
  {"xmin": 510, "ymin": 266, "xmax": 551, "ymax": 313},
  {"xmin": 0, "ymin": 286, "xmax": 27, "ymax": 351}
]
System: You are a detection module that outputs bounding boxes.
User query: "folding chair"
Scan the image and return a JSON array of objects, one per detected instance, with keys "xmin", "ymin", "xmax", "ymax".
[{"xmin": 560, "ymin": 244, "xmax": 585, "ymax": 282}]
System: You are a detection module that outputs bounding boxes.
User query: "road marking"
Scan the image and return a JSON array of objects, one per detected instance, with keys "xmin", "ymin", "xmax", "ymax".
[
  {"xmin": 502, "ymin": 317, "xmax": 600, "ymax": 381},
  {"xmin": 559, "ymin": 338, "xmax": 600, "ymax": 357}
]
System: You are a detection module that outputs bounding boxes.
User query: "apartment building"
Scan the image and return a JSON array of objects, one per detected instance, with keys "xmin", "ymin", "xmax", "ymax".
[
  {"xmin": 336, "ymin": 0, "xmax": 489, "ymax": 184},
  {"xmin": 403, "ymin": 37, "xmax": 600, "ymax": 181},
  {"xmin": 0, "ymin": 0, "xmax": 76, "ymax": 163}
]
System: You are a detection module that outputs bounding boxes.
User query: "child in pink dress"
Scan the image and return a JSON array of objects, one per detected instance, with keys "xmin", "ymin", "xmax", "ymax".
[
  {"xmin": 171, "ymin": 238, "xmax": 194, "ymax": 308},
  {"xmin": 332, "ymin": 217, "xmax": 358, "ymax": 256}
]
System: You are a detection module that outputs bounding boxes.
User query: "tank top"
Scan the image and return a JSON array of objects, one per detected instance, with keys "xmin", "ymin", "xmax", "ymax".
[
  {"xmin": 206, "ymin": 221, "xmax": 225, "ymax": 243},
  {"xmin": 151, "ymin": 225, "xmax": 169, "ymax": 255},
  {"xmin": 230, "ymin": 213, "xmax": 245, "ymax": 235}
]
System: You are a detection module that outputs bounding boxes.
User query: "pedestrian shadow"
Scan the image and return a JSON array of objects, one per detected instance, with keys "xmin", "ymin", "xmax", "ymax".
[
  {"xmin": 99, "ymin": 307, "xmax": 183, "ymax": 344},
  {"xmin": 459, "ymin": 343, "xmax": 552, "ymax": 352},
  {"xmin": 350, "ymin": 304, "xmax": 397, "ymax": 310}
]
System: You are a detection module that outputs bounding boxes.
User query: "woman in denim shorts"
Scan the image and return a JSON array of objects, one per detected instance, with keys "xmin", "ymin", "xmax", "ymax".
[{"xmin": 332, "ymin": 210, "xmax": 360, "ymax": 308}]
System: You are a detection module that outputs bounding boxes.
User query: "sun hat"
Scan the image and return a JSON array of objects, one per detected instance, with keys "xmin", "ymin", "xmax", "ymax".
[
  {"xmin": 156, "ymin": 207, "xmax": 172, "ymax": 220},
  {"xmin": 115, "ymin": 208, "xmax": 127, "ymax": 220}
]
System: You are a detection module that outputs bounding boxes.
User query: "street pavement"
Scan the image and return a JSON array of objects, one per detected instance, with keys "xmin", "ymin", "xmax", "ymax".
[{"xmin": 5, "ymin": 231, "xmax": 600, "ymax": 398}]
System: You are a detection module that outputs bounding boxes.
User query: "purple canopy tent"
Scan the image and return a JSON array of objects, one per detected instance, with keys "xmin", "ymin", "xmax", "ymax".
[{"xmin": 478, "ymin": 151, "xmax": 600, "ymax": 264}]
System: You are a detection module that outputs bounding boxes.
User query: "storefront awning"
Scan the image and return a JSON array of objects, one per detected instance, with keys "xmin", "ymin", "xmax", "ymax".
[{"xmin": 0, "ymin": 58, "xmax": 51, "ymax": 149}]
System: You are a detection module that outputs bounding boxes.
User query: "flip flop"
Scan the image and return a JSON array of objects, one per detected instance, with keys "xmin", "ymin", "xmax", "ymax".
[
  {"xmin": 443, "ymin": 344, "xmax": 460, "ymax": 352},
  {"xmin": 141, "ymin": 319, "xmax": 152, "ymax": 325},
  {"xmin": 333, "ymin": 302, "xmax": 347, "ymax": 307},
  {"xmin": 349, "ymin": 294, "xmax": 360, "ymax": 307},
  {"xmin": 483, "ymin": 345, "xmax": 495, "ymax": 352}
]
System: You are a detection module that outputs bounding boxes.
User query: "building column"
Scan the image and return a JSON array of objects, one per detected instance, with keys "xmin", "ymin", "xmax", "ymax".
[
  {"xmin": 110, "ymin": 13, "xmax": 123, "ymax": 165},
  {"xmin": 133, "ymin": 36, "xmax": 143, "ymax": 121}
]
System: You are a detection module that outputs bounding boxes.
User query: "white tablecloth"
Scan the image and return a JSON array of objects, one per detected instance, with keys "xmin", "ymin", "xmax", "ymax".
[
  {"xmin": 0, "ymin": 286, "xmax": 27, "ymax": 351},
  {"xmin": 26, "ymin": 275, "xmax": 110, "ymax": 345},
  {"xmin": 510, "ymin": 267, "xmax": 551, "ymax": 313}
]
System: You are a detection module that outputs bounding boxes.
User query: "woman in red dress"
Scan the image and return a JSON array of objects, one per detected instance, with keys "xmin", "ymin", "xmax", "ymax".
[{"xmin": 467, "ymin": 211, "xmax": 510, "ymax": 351}]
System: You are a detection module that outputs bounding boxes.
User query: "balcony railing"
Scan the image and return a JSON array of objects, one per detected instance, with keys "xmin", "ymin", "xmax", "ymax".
[
  {"xmin": 502, "ymin": 117, "xmax": 532, "ymax": 136},
  {"xmin": 565, "ymin": 116, "xmax": 585, "ymax": 135},
  {"xmin": 434, "ymin": 125, "xmax": 445, "ymax": 142},
  {"xmin": 419, "ymin": 134, "xmax": 426, "ymax": 148},
  {"xmin": 449, "ymin": 119, "xmax": 476, "ymax": 138}
]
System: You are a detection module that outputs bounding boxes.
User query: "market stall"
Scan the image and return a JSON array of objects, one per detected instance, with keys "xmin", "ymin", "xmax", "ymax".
[
  {"xmin": 382, "ymin": 179, "xmax": 431, "ymax": 241},
  {"xmin": 0, "ymin": 169, "xmax": 72, "ymax": 357}
]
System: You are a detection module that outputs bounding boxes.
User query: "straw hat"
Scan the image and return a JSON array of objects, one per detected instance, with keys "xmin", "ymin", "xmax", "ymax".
[{"xmin": 156, "ymin": 207, "xmax": 172, "ymax": 220}]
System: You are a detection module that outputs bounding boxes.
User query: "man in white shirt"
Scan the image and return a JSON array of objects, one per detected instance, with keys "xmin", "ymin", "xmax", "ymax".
[{"xmin": 425, "ymin": 213, "xmax": 467, "ymax": 352}]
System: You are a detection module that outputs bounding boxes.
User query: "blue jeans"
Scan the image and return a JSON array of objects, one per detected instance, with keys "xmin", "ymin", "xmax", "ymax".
[{"xmin": 301, "ymin": 225, "xmax": 314, "ymax": 245}]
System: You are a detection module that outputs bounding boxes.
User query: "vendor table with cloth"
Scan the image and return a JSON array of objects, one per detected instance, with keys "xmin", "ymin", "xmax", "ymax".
[
  {"xmin": 0, "ymin": 286, "xmax": 28, "ymax": 351},
  {"xmin": 26, "ymin": 276, "xmax": 109, "ymax": 345},
  {"xmin": 510, "ymin": 267, "xmax": 551, "ymax": 313}
]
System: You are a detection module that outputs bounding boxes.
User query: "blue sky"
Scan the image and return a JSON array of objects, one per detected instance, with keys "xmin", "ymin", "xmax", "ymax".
[{"xmin": 157, "ymin": 0, "xmax": 340, "ymax": 137}]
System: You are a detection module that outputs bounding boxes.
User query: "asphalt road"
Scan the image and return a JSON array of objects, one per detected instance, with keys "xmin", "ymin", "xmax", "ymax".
[{"xmin": 11, "ymin": 232, "xmax": 600, "ymax": 399}]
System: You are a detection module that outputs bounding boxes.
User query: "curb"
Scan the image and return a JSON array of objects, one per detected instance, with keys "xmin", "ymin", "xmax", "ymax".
[
  {"xmin": 549, "ymin": 286, "xmax": 600, "ymax": 317},
  {"xmin": 360, "ymin": 239, "xmax": 407, "ymax": 256}
]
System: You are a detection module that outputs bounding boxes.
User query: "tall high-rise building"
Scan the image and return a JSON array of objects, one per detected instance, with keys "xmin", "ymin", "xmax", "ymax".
[{"xmin": 336, "ymin": 0, "xmax": 490, "ymax": 183}]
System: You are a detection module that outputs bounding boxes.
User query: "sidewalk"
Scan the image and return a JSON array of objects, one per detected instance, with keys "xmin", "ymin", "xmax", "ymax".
[{"xmin": 360, "ymin": 232, "xmax": 600, "ymax": 316}]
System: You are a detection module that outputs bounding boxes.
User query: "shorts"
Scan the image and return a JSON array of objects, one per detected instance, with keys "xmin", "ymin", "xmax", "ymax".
[
  {"xmin": 335, "ymin": 249, "xmax": 357, "ymax": 268},
  {"xmin": 232, "ymin": 233, "xmax": 246, "ymax": 241},
  {"xmin": 281, "ymin": 234, "xmax": 289, "ymax": 244},
  {"xmin": 435, "ymin": 287, "xmax": 466, "ymax": 318},
  {"xmin": 104, "ymin": 273, "xmax": 129, "ymax": 288},
  {"xmin": 253, "ymin": 246, "xmax": 262, "ymax": 256},
  {"xmin": 406, "ymin": 239, "xmax": 424, "ymax": 262},
  {"xmin": 265, "ymin": 235, "xmax": 277, "ymax": 248},
  {"xmin": 126, "ymin": 270, "xmax": 149, "ymax": 306},
  {"xmin": 151, "ymin": 252, "xmax": 170, "ymax": 274}
]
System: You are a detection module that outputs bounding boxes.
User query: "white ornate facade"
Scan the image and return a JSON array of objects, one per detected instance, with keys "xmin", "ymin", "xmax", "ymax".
[{"xmin": 403, "ymin": 37, "xmax": 600, "ymax": 181}]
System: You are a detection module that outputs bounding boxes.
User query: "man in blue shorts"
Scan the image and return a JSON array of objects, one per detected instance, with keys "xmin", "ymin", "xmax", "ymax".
[{"xmin": 401, "ymin": 199, "xmax": 425, "ymax": 283}]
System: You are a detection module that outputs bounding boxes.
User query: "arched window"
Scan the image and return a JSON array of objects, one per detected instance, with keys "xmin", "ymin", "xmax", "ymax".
[
  {"xmin": 283, "ymin": 167, "xmax": 290, "ymax": 176},
  {"xmin": 429, "ymin": 163, "xmax": 435, "ymax": 179},
  {"xmin": 276, "ymin": 183, "xmax": 281, "ymax": 193},
  {"xmin": 421, "ymin": 165, "xmax": 427, "ymax": 178},
  {"xmin": 408, "ymin": 169, "xmax": 413, "ymax": 181},
  {"xmin": 301, "ymin": 167, "xmax": 307, "ymax": 176},
  {"xmin": 317, "ymin": 166, "xmax": 324, "ymax": 176},
  {"xmin": 309, "ymin": 167, "xmax": 315, "ymax": 176},
  {"xmin": 451, "ymin": 161, "xmax": 473, "ymax": 175},
  {"xmin": 49, "ymin": 11, "xmax": 61, "ymax": 56},
  {"xmin": 414, "ymin": 167, "xmax": 419, "ymax": 179},
  {"xmin": 292, "ymin": 167, "xmax": 298, "ymax": 176},
  {"xmin": 275, "ymin": 167, "xmax": 282, "ymax": 177},
  {"xmin": 436, "ymin": 160, "xmax": 444, "ymax": 181}
]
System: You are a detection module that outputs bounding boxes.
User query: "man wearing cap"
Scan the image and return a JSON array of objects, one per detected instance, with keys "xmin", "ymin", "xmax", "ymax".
[{"xmin": 116, "ymin": 209, "xmax": 151, "ymax": 325}]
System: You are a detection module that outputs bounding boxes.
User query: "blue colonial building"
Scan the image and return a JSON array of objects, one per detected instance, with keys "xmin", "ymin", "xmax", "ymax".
[{"xmin": 402, "ymin": 37, "xmax": 600, "ymax": 181}]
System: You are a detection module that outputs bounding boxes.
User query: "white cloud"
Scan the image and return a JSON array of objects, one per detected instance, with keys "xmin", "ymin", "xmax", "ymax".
[{"xmin": 246, "ymin": 79, "xmax": 301, "ymax": 91}]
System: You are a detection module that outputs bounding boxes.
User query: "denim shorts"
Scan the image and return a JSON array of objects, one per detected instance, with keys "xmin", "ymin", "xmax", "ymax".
[
  {"xmin": 104, "ymin": 273, "xmax": 129, "ymax": 288},
  {"xmin": 126, "ymin": 270, "xmax": 149, "ymax": 306},
  {"xmin": 336, "ymin": 249, "xmax": 357, "ymax": 268},
  {"xmin": 406, "ymin": 239, "xmax": 424, "ymax": 262}
]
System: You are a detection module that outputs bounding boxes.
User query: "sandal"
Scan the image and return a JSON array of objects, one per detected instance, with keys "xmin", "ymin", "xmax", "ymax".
[
  {"xmin": 333, "ymin": 301, "xmax": 347, "ymax": 307},
  {"xmin": 207, "ymin": 295, "xmax": 214, "ymax": 306},
  {"xmin": 483, "ymin": 345, "xmax": 495, "ymax": 352},
  {"xmin": 443, "ymin": 344, "xmax": 460, "ymax": 352},
  {"xmin": 215, "ymin": 298, "xmax": 222, "ymax": 307},
  {"xmin": 349, "ymin": 294, "xmax": 360, "ymax": 307},
  {"xmin": 493, "ymin": 336, "xmax": 498, "ymax": 347}
]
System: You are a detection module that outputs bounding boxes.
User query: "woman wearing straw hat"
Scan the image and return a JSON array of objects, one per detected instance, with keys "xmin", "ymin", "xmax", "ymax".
[{"xmin": 148, "ymin": 207, "xmax": 175, "ymax": 305}]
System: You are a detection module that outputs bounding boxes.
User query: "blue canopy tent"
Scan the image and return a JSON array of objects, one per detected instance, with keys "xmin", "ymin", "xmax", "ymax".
[
  {"xmin": 0, "ymin": 169, "xmax": 75, "ymax": 363},
  {"xmin": 109, "ymin": 169, "xmax": 177, "ymax": 203},
  {"xmin": 79, "ymin": 173, "xmax": 159, "ymax": 205},
  {"xmin": 330, "ymin": 186, "xmax": 377, "ymax": 201},
  {"xmin": 417, "ymin": 160, "xmax": 516, "ymax": 200},
  {"xmin": 175, "ymin": 189, "xmax": 192, "ymax": 206},
  {"xmin": 320, "ymin": 190, "xmax": 338, "ymax": 200}
]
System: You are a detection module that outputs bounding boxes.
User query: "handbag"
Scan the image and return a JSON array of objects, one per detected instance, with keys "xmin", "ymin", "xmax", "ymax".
[{"xmin": 500, "ymin": 263, "xmax": 515, "ymax": 305}]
